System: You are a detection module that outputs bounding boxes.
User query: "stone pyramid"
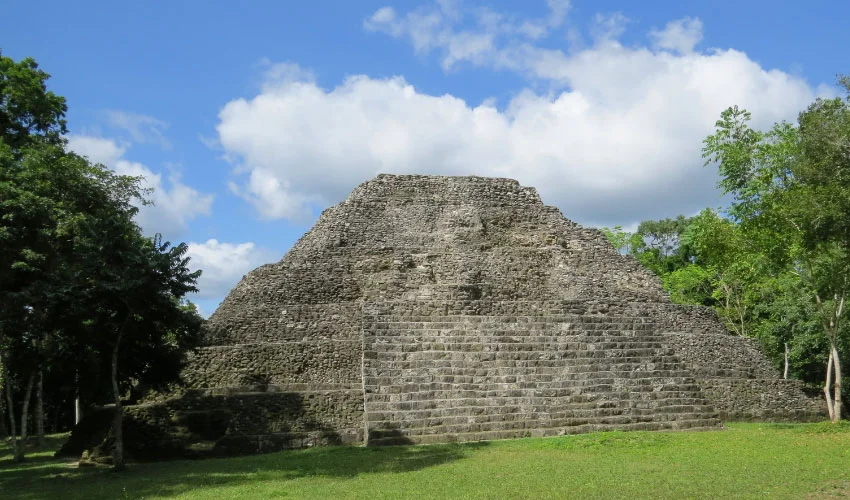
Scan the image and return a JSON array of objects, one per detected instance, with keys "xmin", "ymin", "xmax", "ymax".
[
  {"xmin": 175, "ymin": 174, "xmax": 821, "ymax": 450},
  {"xmin": 66, "ymin": 174, "xmax": 821, "ymax": 458}
]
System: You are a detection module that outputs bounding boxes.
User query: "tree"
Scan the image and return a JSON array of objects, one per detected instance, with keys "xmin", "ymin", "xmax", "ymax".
[
  {"xmin": 2, "ymin": 141, "xmax": 203, "ymax": 466},
  {"xmin": 1, "ymin": 53, "xmax": 204, "ymax": 465},
  {"xmin": 625, "ymin": 216, "xmax": 697, "ymax": 277},
  {"xmin": 661, "ymin": 263, "xmax": 714, "ymax": 307},
  {"xmin": 0, "ymin": 50, "xmax": 67, "ymax": 152},
  {"xmin": 683, "ymin": 209, "xmax": 771, "ymax": 337},
  {"xmin": 0, "ymin": 51, "xmax": 69, "ymax": 459},
  {"xmin": 600, "ymin": 225, "xmax": 641, "ymax": 255},
  {"xmin": 74, "ymin": 230, "xmax": 202, "ymax": 470},
  {"xmin": 702, "ymin": 77, "xmax": 850, "ymax": 421},
  {"xmin": 602, "ymin": 217, "xmax": 712, "ymax": 306}
]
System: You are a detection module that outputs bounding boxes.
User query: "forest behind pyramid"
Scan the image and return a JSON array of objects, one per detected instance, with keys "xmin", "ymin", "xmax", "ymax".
[{"xmin": 66, "ymin": 175, "xmax": 823, "ymax": 458}]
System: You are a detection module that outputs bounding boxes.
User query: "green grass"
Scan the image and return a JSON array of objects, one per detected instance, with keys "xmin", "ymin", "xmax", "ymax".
[{"xmin": 3, "ymin": 423, "xmax": 850, "ymax": 499}]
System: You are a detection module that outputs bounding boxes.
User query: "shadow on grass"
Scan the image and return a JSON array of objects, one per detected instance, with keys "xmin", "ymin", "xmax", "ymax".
[
  {"xmin": 0, "ymin": 436, "xmax": 489, "ymax": 500},
  {"xmin": 0, "ymin": 434, "xmax": 70, "ymax": 461}
]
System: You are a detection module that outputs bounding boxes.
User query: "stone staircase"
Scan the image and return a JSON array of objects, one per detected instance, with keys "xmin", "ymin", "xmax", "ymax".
[{"xmin": 362, "ymin": 306, "xmax": 721, "ymax": 445}]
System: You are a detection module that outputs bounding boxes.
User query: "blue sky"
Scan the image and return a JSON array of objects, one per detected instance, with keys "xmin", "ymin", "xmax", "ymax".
[{"xmin": 3, "ymin": 0, "xmax": 848, "ymax": 315}]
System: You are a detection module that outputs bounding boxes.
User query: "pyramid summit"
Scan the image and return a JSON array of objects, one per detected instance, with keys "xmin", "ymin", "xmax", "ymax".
[{"xmin": 64, "ymin": 174, "xmax": 823, "ymax": 457}]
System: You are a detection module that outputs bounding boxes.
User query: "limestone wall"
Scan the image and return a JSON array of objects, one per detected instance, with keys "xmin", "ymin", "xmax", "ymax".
[
  {"xmin": 663, "ymin": 331, "xmax": 823, "ymax": 420},
  {"xmin": 181, "ymin": 342, "xmax": 362, "ymax": 389},
  {"xmin": 361, "ymin": 301, "xmax": 721, "ymax": 445},
  {"xmin": 203, "ymin": 303, "xmax": 362, "ymax": 346}
]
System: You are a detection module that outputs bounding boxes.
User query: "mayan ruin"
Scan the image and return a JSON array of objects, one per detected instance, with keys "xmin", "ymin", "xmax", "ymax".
[{"xmin": 61, "ymin": 174, "xmax": 823, "ymax": 458}]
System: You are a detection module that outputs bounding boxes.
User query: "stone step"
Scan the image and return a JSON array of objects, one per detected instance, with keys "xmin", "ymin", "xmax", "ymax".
[
  {"xmin": 363, "ymin": 391, "xmax": 709, "ymax": 410},
  {"xmin": 355, "ymin": 303, "xmax": 723, "ymax": 447},
  {"xmin": 368, "ymin": 337, "xmax": 668, "ymax": 345},
  {"xmin": 367, "ymin": 311, "xmax": 661, "ymax": 319},
  {"xmin": 364, "ymin": 369, "xmax": 700, "ymax": 379},
  {"xmin": 370, "ymin": 330, "xmax": 666, "ymax": 338},
  {"xmin": 369, "ymin": 321, "xmax": 661, "ymax": 329},
  {"xmin": 364, "ymin": 391, "xmax": 708, "ymax": 405},
  {"xmin": 366, "ymin": 360, "xmax": 689, "ymax": 370},
  {"xmin": 369, "ymin": 343, "xmax": 670, "ymax": 354},
  {"xmin": 369, "ymin": 317, "xmax": 660, "ymax": 325},
  {"xmin": 364, "ymin": 375, "xmax": 702, "ymax": 391},
  {"xmin": 364, "ymin": 387, "xmax": 709, "ymax": 401},
  {"xmin": 365, "ymin": 361, "xmax": 686, "ymax": 371},
  {"xmin": 364, "ymin": 384, "xmax": 707, "ymax": 400},
  {"xmin": 364, "ymin": 361, "xmax": 691, "ymax": 373},
  {"xmin": 366, "ymin": 342, "xmax": 672, "ymax": 352},
  {"xmin": 363, "ymin": 312, "xmax": 659, "ymax": 324},
  {"xmin": 365, "ymin": 394, "xmax": 710, "ymax": 409},
  {"xmin": 368, "ymin": 410, "xmax": 718, "ymax": 435},
  {"xmin": 364, "ymin": 391, "xmax": 709, "ymax": 407},
  {"xmin": 365, "ymin": 350, "xmax": 678, "ymax": 360},
  {"xmin": 364, "ymin": 366, "xmax": 690, "ymax": 378},
  {"xmin": 369, "ymin": 413, "xmax": 710, "ymax": 441},
  {"xmin": 367, "ymin": 403, "xmax": 717, "ymax": 424},
  {"xmin": 365, "ymin": 350, "xmax": 681, "ymax": 358},
  {"xmin": 367, "ymin": 347, "xmax": 678, "ymax": 358},
  {"xmin": 364, "ymin": 379, "xmax": 696, "ymax": 393},
  {"xmin": 693, "ymin": 368, "xmax": 774, "ymax": 378},
  {"xmin": 366, "ymin": 418, "xmax": 722, "ymax": 445},
  {"xmin": 369, "ymin": 325, "xmax": 661, "ymax": 332}
]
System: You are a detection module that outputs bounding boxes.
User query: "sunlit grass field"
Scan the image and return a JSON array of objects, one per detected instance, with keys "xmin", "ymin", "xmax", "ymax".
[{"xmin": 2, "ymin": 422, "xmax": 850, "ymax": 499}]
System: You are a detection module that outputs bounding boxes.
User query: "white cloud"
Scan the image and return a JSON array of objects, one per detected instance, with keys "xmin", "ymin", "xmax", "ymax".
[
  {"xmin": 649, "ymin": 17, "xmax": 704, "ymax": 54},
  {"xmin": 546, "ymin": 0, "xmax": 571, "ymax": 27},
  {"xmin": 259, "ymin": 59, "xmax": 316, "ymax": 90},
  {"xmin": 364, "ymin": 0, "xmax": 571, "ymax": 70},
  {"xmin": 369, "ymin": 6, "xmax": 397, "ymax": 25},
  {"xmin": 216, "ymin": 38, "xmax": 823, "ymax": 227},
  {"xmin": 105, "ymin": 110, "xmax": 171, "ymax": 149},
  {"xmin": 67, "ymin": 135, "xmax": 214, "ymax": 237},
  {"xmin": 186, "ymin": 239, "xmax": 276, "ymax": 299},
  {"xmin": 590, "ymin": 12, "xmax": 630, "ymax": 43},
  {"xmin": 64, "ymin": 134, "xmax": 126, "ymax": 166}
]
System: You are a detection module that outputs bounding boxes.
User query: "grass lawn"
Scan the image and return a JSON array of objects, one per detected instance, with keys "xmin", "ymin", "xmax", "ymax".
[{"xmin": 2, "ymin": 423, "xmax": 850, "ymax": 499}]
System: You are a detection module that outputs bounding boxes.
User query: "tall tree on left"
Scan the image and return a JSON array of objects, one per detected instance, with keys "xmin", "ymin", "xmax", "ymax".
[
  {"xmin": 0, "ymin": 52, "xmax": 203, "ymax": 467},
  {"xmin": 0, "ymin": 50, "xmax": 69, "ymax": 462}
]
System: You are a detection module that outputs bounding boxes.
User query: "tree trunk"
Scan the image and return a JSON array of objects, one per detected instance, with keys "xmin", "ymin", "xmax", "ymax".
[
  {"xmin": 3, "ymin": 362, "xmax": 21, "ymax": 462},
  {"xmin": 0, "ymin": 381, "xmax": 7, "ymax": 439},
  {"xmin": 20, "ymin": 371, "xmax": 35, "ymax": 444},
  {"xmin": 825, "ymin": 350, "xmax": 836, "ymax": 421},
  {"xmin": 74, "ymin": 369, "xmax": 82, "ymax": 425},
  {"xmin": 816, "ymin": 293, "xmax": 843, "ymax": 422},
  {"xmin": 783, "ymin": 342, "xmax": 790, "ymax": 380},
  {"xmin": 0, "ymin": 402, "xmax": 7, "ymax": 438},
  {"xmin": 832, "ymin": 343, "xmax": 842, "ymax": 421},
  {"xmin": 36, "ymin": 369, "xmax": 45, "ymax": 446},
  {"xmin": 111, "ymin": 324, "xmax": 126, "ymax": 471},
  {"xmin": 834, "ymin": 295, "xmax": 845, "ymax": 421}
]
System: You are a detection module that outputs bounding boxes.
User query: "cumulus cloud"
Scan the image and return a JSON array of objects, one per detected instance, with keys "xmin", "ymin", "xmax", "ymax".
[
  {"xmin": 67, "ymin": 135, "xmax": 214, "ymax": 237},
  {"xmin": 186, "ymin": 239, "xmax": 276, "ymax": 299},
  {"xmin": 364, "ymin": 0, "xmax": 571, "ymax": 70},
  {"xmin": 259, "ymin": 58, "xmax": 316, "ymax": 89},
  {"xmin": 64, "ymin": 134, "xmax": 127, "ymax": 166},
  {"xmin": 590, "ymin": 12, "xmax": 631, "ymax": 43},
  {"xmin": 216, "ymin": 42, "xmax": 823, "ymax": 227},
  {"xmin": 649, "ymin": 17, "xmax": 704, "ymax": 54}
]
